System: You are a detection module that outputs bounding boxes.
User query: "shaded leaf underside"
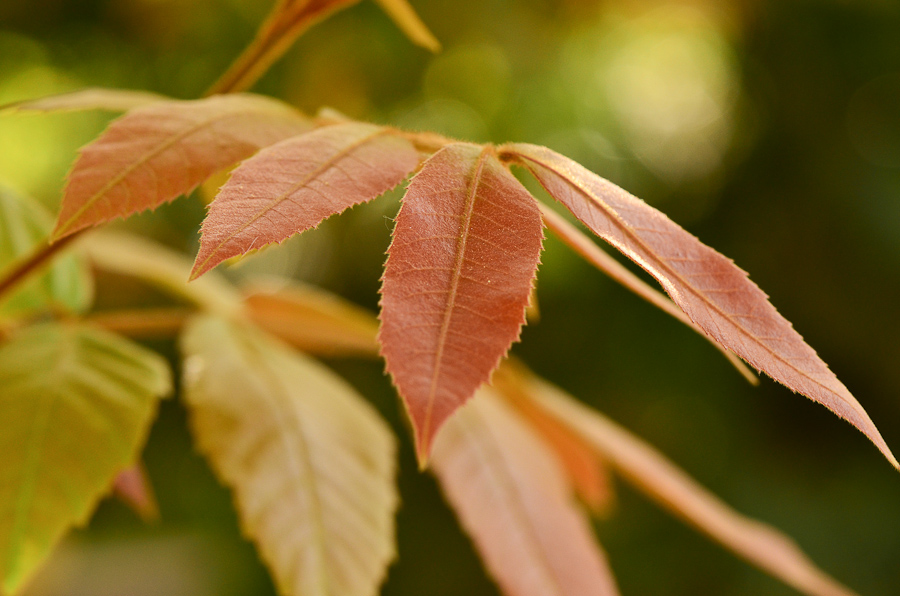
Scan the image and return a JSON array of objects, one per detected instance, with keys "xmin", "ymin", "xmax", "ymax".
[
  {"xmin": 181, "ymin": 316, "xmax": 397, "ymax": 596},
  {"xmin": 0, "ymin": 323, "xmax": 170, "ymax": 594},
  {"xmin": 503, "ymin": 143, "xmax": 897, "ymax": 469},
  {"xmin": 379, "ymin": 143, "xmax": 544, "ymax": 462},
  {"xmin": 54, "ymin": 94, "xmax": 313, "ymax": 239},
  {"xmin": 431, "ymin": 389, "xmax": 620, "ymax": 596},
  {"xmin": 192, "ymin": 122, "xmax": 419, "ymax": 278}
]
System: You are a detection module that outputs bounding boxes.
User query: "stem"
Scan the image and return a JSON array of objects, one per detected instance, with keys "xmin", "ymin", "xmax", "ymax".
[
  {"xmin": 538, "ymin": 202, "xmax": 759, "ymax": 385},
  {"xmin": 87, "ymin": 307, "xmax": 192, "ymax": 339},
  {"xmin": 0, "ymin": 232, "xmax": 83, "ymax": 306}
]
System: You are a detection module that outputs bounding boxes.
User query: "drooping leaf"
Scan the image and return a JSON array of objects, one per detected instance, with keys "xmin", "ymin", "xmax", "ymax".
[
  {"xmin": 0, "ymin": 322, "xmax": 171, "ymax": 594},
  {"xmin": 112, "ymin": 463, "xmax": 160, "ymax": 523},
  {"xmin": 81, "ymin": 232, "xmax": 243, "ymax": 316},
  {"xmin": 379, "ymin": 143, "xmax": 544, "ymax": 463},
  {"xmin": 244, "ymin": 281, "xmax": 379, "ymax": 357},
  {"xmin": 181, "ymin": 315, "xmax": 397, "ymax": 596},
  {"xmin": 0, "ymin": 186, "xmax": 92, "ymax": 318},
  {"xmin": 53, "ymin": 94, "xmax": 314, "ymax": 240},
  {"xmin": 507, "ymin": 368, "xmax": 860, "ymax": 596},
  {"xmin": 430, "ymin": 389, "xmax": 620, "ymax": 596},
  {"xmin": 502, "ymin": 143, "xmax": 898, "ymax": 470},
  {"xmin": 372, "ymin": 0, "xmax": 441, "ymax": 52},
  {"xmin": 0, "ymin": 89, "xmax": 167, "ymax": 114},
  {"xmin": 491, "ymin": 362, "xmax": 615, "ymax": 515},
  {"xmin": 192, "ymin": 122, "xmax": 419, "ymax": 279}
]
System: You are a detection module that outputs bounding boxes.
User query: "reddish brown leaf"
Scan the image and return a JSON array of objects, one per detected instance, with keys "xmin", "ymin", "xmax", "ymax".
[
  {"xmin": 191, "ymin": 123, "xmax": 419, "ymax": 279},
  {"xmin": 502, "ymin": 143, "xmax": 898, "ymax": 470},
  {"xmin": 53, "ymin": 94, "xmax": 313, "ymax": 240},
  {"xmin": 0, "ymin": 88, "xmax": 167, "ymax": 114},
  {"xmin": 431, "ymin": 389, "xmax": 620, "ymax": 596},
  {"xmin": 112, "ymin": 463, "xmax": 159, "ymax": 523},
  {"xmin": 492, "ymin": 362, "xmax": 614, "ymax": 515},
  {"xmin": 513, "ymin": 369, "xmax": 860, "ymax": 596},
  {"xmin": 379, "ymin": 144, "xmax": 543, "ymax": 463}
]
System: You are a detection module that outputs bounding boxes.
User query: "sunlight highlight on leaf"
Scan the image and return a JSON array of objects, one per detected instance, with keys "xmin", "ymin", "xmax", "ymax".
[
  {"xmin": 53, "ymin": 94, "xmax": 313, "ymax": 240},
  {"xmin": 504, "ymin": 369, "xmax": 861, "ymax": 596},
  {"xmin": 0, "ymin": 186, "xmax": 92, "ymax": 319},
  {"xmin": 503, "ymin": 143, "xmax": 898, "ymax": 470},
  {"xmin": 192, "ymin": 122, "xmax": 419, "ymax": 279},
  {"xmin": 0, "ymin": 88, "xmax": 167, "ymax": 114},
  {"xmin": 181, "ymin": 316, "xmax": 398, "ymax": 596},
  {"xmin": 0, "ymin": 323, "xmax": 170, "ymax": 595},
  {"xmin": 379, "ymin": 143, "xmax": 543, "ymax": 463},
  {"xmin": 431, "ymin": 389, "xmax": 620, "ymax": 596}
]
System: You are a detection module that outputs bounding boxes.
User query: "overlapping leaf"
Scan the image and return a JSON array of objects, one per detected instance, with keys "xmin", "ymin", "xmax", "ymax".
[
  {"xmin": 504, "ymin": 369, "xmax": 860, "ymax": 596},
  {"xmin": 502, "ymin": 143, "xmax": 897, "ymax": 469},
  {"xmin": 244, "ymin": 281, "xmax": 380, "ymax": 357},
  {"xmin": 0, "ymin": 88, "xmax": 167, "ymax": 114},
  {"xmin": 379, "ymin": 144, "xmax": 544, "ymax": 462},
  {"xmin": 430, "ymin": 389, "xmax": 620, "ymax": 596},
  {"xmin": 53, "ymin": 94, "xmax": 313, "ymax": 239},
  {"xmin": 0, "ymin": 323, "xmax": 170, "ymax": 595},
  {"xmin": 192, "ymin": 122, "xmax": 419, "ymax": 278},
  {"xmin": 181, "ymin": 315, "xmax": 397, "ymax": 596},
  {"xmin": 0, "ymin": 186, "xmax": 92, "ymax": 318}
]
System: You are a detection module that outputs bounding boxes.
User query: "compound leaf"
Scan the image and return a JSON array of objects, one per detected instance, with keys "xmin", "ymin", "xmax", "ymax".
[
  {"xmin": 503, "ymin": 143, "xmax": 897, "ymax": 470},
  {"xmin": 0, "ymin": 186, "xmax": 92, "ymax": 318},
  {"xmin": 430, "ymin": 389, "xmax": 620, "ymax": 596},
  {"xmin": 192, "ymin": 122, "xmax": 419, "ymax": 279},
  {"xmin": 0, "ymin": 322, "xmax": 170, "ymax": 594},
  {"xmin": 181, "ymin": 315, "xmax": 397, "ymax": 596},
  {"xmin": 53, "ymin": 94, "xmax": 313, "ymax": 240},
  {"xmin": 379, "ymin": 144, "xmax": 543, "ymax": 463}
]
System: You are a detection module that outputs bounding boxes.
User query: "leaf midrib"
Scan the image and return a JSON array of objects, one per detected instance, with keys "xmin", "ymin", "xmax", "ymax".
[{"xmin": 421, "ymin": 146, "xmax": 490, "ymax": 452}]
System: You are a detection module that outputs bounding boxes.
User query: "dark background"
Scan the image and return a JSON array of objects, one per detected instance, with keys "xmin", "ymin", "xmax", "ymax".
[{"xmin": 2, "ymin": 0, "xmax": 899, "ymax": 594}]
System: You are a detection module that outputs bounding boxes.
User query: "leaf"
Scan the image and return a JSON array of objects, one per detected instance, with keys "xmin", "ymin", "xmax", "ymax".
[
  {"xmin": 0, "ymin": 322, "xmax": 171, "ymax": 594},
  {"xmin": 0, "ymin": 186, "xmax": 92, "ymax": 319},
  {"xmin": 502, "ymin": 143, "xmax": 898, "ymax": 470},
  {"xmin": 53, "ymin": 94, "xmax": 314, "ymax": 240},
  {"xmin": 244, "ymin": 281, "xmax": 379, "ymax": 357},
  {"xmin": 430, "ymin": 388, "xmax": 620, "ymax": 596},
  {"xmin": 181, "ymin": 315, "xmax": 398, "ymax": 596},
  {"xmin": 491, "ymin": 362, "xmax": 614, "ymax": 515},
  {"xmin": 112, "ymin": 463, "xmax": 160, "ymax": 523},
  {"xmin": 191, "ymin": 122, "xmax": 419, "ymax": 279},
  {"xmin": 0, "ymin": 88, "xmax": 167, "ymax": 114},
  {"xmin": 506, "ymin": 370, "xmax": 860, "ymax": 596},
  {"xmin": 81, "ymin": 232, "xmax": 243, "ymax": 316},
  {"xmin": 379, "ymin": 143, "xmax": 544, "ymax": 463},
  {"xmin": 372, "ymin": 0, "xmax": 441, "ymax": 52}
]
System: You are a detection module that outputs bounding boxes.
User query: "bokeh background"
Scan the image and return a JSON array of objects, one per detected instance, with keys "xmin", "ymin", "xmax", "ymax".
[{"xmin": 2, "ymin": 0, "xmax": 900, "ymax": 594}]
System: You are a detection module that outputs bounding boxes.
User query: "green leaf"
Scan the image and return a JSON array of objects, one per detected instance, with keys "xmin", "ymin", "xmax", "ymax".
[
  {"xmin": 181, "ymin": 315, "xmax": 398, "ymax": 596},
  {"xmin": 0, "ymin": 322, "xmax": 171, "ymax": 594},
  {"xmin": 0, "ymin": 186, "xmax": 92, "ymax": 319}
]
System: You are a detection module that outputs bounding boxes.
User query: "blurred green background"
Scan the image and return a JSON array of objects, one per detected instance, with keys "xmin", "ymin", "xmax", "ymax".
[{"xmin": 2, "ymin": 0, "xmax": 900, "ymax": 594}]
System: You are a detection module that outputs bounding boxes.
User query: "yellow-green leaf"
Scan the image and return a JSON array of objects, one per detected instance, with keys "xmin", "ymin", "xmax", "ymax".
[
  {"xmin": 0, "ymin": 322, "xmax": 171, "ymax": 595},
  {"xmin": 181, "ymin": 315, "xmax": 397, "ymax": 596},
  {"xmin": 373, "ymin": 0, "xmax": 440, "ymax": 52},
  {"xmin": 0, "ymin": 185, "xmax": 92, "ymax": 319}
]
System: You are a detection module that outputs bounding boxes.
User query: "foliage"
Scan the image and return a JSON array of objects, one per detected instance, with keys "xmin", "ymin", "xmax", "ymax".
[{"xmin": 0, "ymin": 1, "xmax": 897, "ymax": 596}]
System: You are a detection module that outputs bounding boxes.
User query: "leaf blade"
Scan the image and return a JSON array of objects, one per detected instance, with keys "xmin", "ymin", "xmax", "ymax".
[
  {"xmin": 0, "ymin": 88, "xmax": 168, "ymax": 114},
  {"xmin": 0, "ymin": 322, "xmax": 171, "ymax": 594},
  {"xmin": 379, "ymin": 144, "xmax": 543, "ymax": 462},
  {"xmin": 53, "ymin": 94, "xmax": 313, "ymax": 240},
  {"xmin": 181, "ymin": 315, "xmax": 398, "ymax": 596},
  {"xmin": 506, "ymin": 370, "xmax": 861, "ymax": 596},
  {"xmin": 372, "ymin": 0, "xmax": 441, "ymax": 52},
  {"xmin": 191, "ymin": 122, "xmax": 419, "ymax": 278},
  {"xmin": 503, "ymin": 143, "xmax": 897, "ymax": 469},
  {"xmin": 430, "ymin": 389, "xmax": 620, "ymax": 596}
]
